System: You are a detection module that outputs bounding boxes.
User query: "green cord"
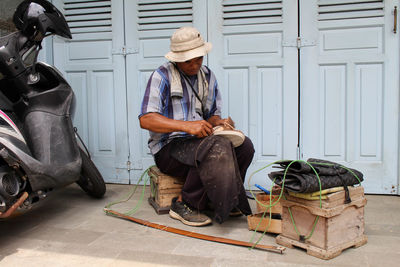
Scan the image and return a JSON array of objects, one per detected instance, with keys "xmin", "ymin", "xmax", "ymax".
[
  {"xmin": 247, "ymin": 160, "xmax": 288, "ymax": 249},
  {"xmin": 249, "ymin": 160, "xmax": 301, "ymax": 249},
  {"xmin": 104, "ymin": 165, "xmax": 156, "ymax": 216}
]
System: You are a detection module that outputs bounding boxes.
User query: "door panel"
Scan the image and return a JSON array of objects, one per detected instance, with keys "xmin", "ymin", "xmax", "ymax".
[
  {"xmin": 125, "ymin": 0, "xmax": 208, "ymax": 183},
  {"xmin": 53, "ymin": 0, "xmax": 130, "ymax": 183},
  {"xmin": 208, "ymin": 0, "xmax": 299, "ymax": 189},
  {"xmin": 300, "ymin": 0, "xmax": 399, "ymax": 194}
]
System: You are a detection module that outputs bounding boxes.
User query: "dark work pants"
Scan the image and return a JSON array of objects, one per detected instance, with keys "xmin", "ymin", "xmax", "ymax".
[{"xmin": 154, "ymin": 135, "xmax": 255, "ymax": 223}]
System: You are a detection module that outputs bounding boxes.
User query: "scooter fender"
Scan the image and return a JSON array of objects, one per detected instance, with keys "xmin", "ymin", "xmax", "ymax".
[{"xmin": 0, "ymin": 135, "xmax": 81, "ymax": 191}]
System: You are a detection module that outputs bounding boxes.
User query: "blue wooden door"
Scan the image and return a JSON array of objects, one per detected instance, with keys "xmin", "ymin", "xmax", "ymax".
[
  {"xmin": 53, "ymin": 0, "xmax": 130, "ymax": 184},
  {"xmin": 125, "ymin": 0, "xmax": 209, "ymax": 183},
  {"xmin": 207, "ymin": 0, "xmax": 299, "ymax": 189},
  {"xmin": 300, "ymin": 0, "xmax": 399, "ymax": 194}
]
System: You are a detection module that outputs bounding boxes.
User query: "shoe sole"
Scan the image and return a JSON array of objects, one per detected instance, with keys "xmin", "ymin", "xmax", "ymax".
[{"xmin": 169, "ymin": 210, "xmax": 212, "ymax": 227}]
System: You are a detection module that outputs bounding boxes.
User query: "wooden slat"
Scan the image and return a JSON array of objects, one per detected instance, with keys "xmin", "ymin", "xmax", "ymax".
[
  {"xmin": 222, "ymin": 0, "xmax": 282, "ymax": 27},
  {"xmin": 139, "ymin": 22, "xmax": 191, "ymax": 31},
  {"xmin": 138, "ymin": 2, "xmax": 192, "ymax": 11},
  {"xmin": 247, "ymin": 213, "xmax": 282, "ymax": 234},
  {"xmin": 139, "ymin": 9, "xmax": 192, "ymax": 18},
  {"xmin": 223, "ymin": 3, "xmax": 281, "ymax": 12},
  {"xmin": 64, "ymin": 0, "xmax": 104, "ymax": 3},
  {"xmin": 138, "ymin": 0, "xmax": 193, "ymax": 31},
  {"xmin": 65, "ymin": 1, "xmax": 110, "ymax": 9},
  {"xmin": 66, "ymin": 13, "xmax": 111, "ymax": 22},
  {"xmin": 139, "ymin": 0, "xmax": 190, "ymax": 4},
  {"xmin": 139, "ymin": 16, "xmax": 192, "ymax": 24},
  {"xmin": 223, "ymin": 16, "xmax": 282, "ymax": 26},
  {"xmin": 223, "ymin": 0, "xmax": 283, "ymax": 5},
  {"xmin": 319, "ymin": 10, "xmax": 384, "ymax": 21},
  {"xmin": 319, "ymin": 0, "xmax": 381, "ymax": 5},
  {"xmin": 68, "ymin": 20, "xmax": 111, "ymax": 28},
  {"xmin": 319, "ymin": 3, "xmax": 383, "ymax": 13},
  {"xmin": 223, "ymin": 10, "xmax": 282, "ymax": 19},
  {"xmin": 65, "ymin": 7, "xmax": 111, "ymax": 15},
  {"xmin": 70, "ymin": 26, "xmax": 112, "ymax": 33}
]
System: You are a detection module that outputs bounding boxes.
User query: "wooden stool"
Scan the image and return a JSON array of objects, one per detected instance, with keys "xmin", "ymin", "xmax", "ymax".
[{"xmin": 147, "ymin": 166, "xmax": 184, "ymax": 214}]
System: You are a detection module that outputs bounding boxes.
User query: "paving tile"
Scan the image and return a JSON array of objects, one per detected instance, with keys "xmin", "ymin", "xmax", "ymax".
[
  {"xmin": 172, "ymin": 235, "xmax": 270, "ymax": 262},
  {"xmin": 365, "ymin": 252, "xmax": 400, "ymax": 266},
  {"xmin": 116, "ymin": 250, "xmax": 214, "ymax": 267},
  {"xmin": 0, "ymin": 247, "xmax": 116, "ymax": 267},
  {"xmin": 355, "ymin": 234, "xmax": 400, "ymax": 254},
  {"xmin": 90, "ymin": 229, "xmax": 185, "ymax": 254},
  {"xmin": 211, "ymin": 258, "xmax": 318, "ymax": 267},
  {"xmin": 365, "ymin": 224, "xmax": 400, "ymax": 236},
  {"xmin": 0, "ymin": 237, "xmax": 47, "ymax": 259},
  {"xmin": 13, "ymin": 225, "xmax": 105, "ymax": 245},
  {"xmin": 267, "ymin": 244, "xmax": 368, "ymax": 267}
]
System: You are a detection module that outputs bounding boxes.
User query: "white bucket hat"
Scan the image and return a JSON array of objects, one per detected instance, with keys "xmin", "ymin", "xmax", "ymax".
[{"xmin": 165, "ymin": 26, "xmax": 212, "ymax": 62}]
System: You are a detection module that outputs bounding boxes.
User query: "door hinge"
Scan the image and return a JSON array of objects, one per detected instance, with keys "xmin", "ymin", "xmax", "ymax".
[
  {"xmin": 111, "ymin": 46, "xmax": 138, "ymax": 56},
  {"xmin": 283, "ymin": 37, "xmax": 316, "ymax": 49},
  {"xmin": 296, "ymin": 145, "xmax": 303, "ymax": 160}
]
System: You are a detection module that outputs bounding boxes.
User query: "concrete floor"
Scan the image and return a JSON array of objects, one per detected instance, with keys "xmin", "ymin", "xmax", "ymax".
[{"xmin": 0, "ymin": 183, "xmax": 399, "ymax": 267}]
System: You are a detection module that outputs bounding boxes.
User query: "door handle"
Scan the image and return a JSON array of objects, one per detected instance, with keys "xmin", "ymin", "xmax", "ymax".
[{"xmin": 394, "ymin": 6, "xmax": 398, "ymax": 34}]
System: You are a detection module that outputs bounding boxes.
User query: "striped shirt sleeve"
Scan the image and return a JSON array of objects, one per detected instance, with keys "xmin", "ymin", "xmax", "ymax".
[
  {"xmin": 205, "ymin": 67, "xmax": 222, "ymax": 119},
  {"xmin": 139, "ymin": 69, "xmax": 167, "ymax": 118}
]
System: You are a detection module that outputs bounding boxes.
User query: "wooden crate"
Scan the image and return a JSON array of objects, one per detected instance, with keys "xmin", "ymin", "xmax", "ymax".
[
  {"xmin": 276, "ymin": 186, "xmax": 367, "ymax": 260},
  {"xmin": 147, "ymin": 166, "xmax": 184, "ymax": 214},
  {"xmin": 256, "ymin": 193, "xmax": 283, "ymax": 214},
  {"xmin": 247, "ymin": 213, "xmax": 282, "ymax": 234},
  {"xmin": 247, "ymin": 193, "xmax": 282, "ymax": 234}
]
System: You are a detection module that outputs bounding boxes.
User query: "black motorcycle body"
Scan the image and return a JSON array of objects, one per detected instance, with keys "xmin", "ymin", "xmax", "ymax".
[{"xmin": 0, "ymin": 1, "xmax": 105, "ymax": 216}]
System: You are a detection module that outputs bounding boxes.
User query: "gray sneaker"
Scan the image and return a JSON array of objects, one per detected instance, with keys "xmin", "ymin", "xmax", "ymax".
[{"xmin": 169, "ymin": 197, "xmax": 212, "ymax": 226}]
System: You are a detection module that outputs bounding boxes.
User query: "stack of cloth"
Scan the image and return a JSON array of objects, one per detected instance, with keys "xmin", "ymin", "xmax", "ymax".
[{"xmin": 268, "ymin": 158, "xmax": 363, "ymax": 203}]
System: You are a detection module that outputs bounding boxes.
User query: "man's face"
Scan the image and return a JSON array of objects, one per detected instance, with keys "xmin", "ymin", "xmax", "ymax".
[{"xmin": 176, "ymin": 56, "xmax": 203, "ymax": 76}]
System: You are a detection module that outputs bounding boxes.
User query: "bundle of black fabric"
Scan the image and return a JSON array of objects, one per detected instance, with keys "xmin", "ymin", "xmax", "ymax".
[{"xmin": 268, "ymin": 158, "xmax": 363, "ymax": 195}]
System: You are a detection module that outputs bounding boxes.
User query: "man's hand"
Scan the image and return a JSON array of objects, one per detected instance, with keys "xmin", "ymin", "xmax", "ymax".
[
  {"xmin": 184, "ymin": 120, "xmax": 213, "ymax": 138},
  {"xmin": 208, "ymin": 116, "xmax": 235, "ymax": 128},
  {"xmin": 222, "ymin": 116, "xmax": 235, "ymax": 128}
]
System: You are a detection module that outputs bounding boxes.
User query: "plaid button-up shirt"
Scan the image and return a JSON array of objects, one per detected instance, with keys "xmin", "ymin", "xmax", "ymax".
[{"xmin": 139, "ymin": 62, "xmax": 222, "ymax": 155}]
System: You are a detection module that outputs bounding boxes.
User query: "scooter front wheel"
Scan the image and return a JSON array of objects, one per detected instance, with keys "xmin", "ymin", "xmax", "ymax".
[{"xmin": 76, "ymin": 148, "xmax": 106, "ymax": 198}]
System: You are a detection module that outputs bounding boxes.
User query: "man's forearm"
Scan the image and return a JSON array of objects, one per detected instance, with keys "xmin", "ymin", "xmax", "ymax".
[
  {"xmin": 139, "ymin": 113, "xmax": 213, "ymax": 138},
  {"xmin": 139, "ymin": 113, "xmax": 187, "ymax": 133}
]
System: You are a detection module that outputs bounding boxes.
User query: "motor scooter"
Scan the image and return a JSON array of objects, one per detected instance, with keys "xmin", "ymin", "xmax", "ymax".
[{"xmin": 0, "ymin": 0, "xmax": 106, "ymax": 218}]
